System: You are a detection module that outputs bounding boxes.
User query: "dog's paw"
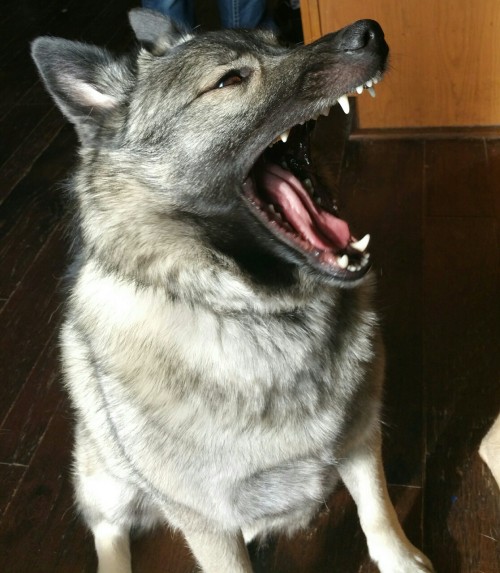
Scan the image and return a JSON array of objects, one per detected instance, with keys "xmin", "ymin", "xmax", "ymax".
[
  {"xmin": 370, "ymin": 538, "xmax": 435, "ymax": 573},
  {"xmin": 377, "ymin": 551, "xmax": 434, "ymax": 573}
]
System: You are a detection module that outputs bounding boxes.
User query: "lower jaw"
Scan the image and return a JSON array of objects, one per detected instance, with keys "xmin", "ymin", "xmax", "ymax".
[{"xmin": 243, "ymin": 173, "xmax": 371, "ymax": 283}]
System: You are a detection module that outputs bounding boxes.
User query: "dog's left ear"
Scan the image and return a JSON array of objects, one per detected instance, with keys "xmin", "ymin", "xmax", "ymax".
[
  {"xmin": 128, "ymin": 8, "xmax": 192, "ymax": 56},
  {"xmin": 31, "ymin": 37, "xmax": 131, "ymax": 146}
]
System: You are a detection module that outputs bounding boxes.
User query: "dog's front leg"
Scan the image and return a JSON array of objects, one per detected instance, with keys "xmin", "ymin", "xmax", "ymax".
[
  {"xmin": 93, "ymin": 522, "xmax": 132, "ymax": 573},
  {"xmin": 183, "ymin": 528, "xmax": 253, "ymax": 573},
  {"xmin": 337, "ymin": 432, "xmax": 435, "ymax": 573}
]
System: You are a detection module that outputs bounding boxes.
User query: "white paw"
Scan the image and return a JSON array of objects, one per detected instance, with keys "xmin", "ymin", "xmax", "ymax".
[
  {"xmin": 370, "ymin": 539, "xmax": 435, "ymax": 573},
  {"xmin": 378, "ymin": 552, "xmax": 434, "ymax": 573}
]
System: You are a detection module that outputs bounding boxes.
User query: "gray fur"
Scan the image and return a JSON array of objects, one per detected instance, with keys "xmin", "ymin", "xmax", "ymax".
[{"xmin": 31, "ymin": 10, "xmax": 434, "ymax": 572}]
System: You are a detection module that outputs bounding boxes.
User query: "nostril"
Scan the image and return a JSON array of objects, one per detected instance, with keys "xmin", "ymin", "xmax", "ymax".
[
  {"xmin": 339, "ymin": 19, "xmax": 383, "ymax": 51},
  {"xmin": 362, "ymin": 27, "xmax": 376, "ymax": 46}
]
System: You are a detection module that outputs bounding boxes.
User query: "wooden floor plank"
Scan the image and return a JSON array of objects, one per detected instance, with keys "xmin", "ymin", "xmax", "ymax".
[
  {"xmin": 425, "ymin": 139, "xmax": 495, "ymax": 218},
  {"xmin": 0, "ymin": 126, "xmax": 75, "ymax": 305},
  {"xmin": 423, "ymin": 215, "xmax": 500, "ymax": 572},
  {"xmin": 0, "ymin": 335, "xmax": 62, "ymax": 466},
  {"xmin": 339, "ymin": 139, "xmax": 426, "ymax": 489},
  {"xmin": 337, "ymin": 139, "xmax": 428, "ymax": 567},
  {"xmin": 0, "ymin": 123, "xmax": 73, "ymax": 220},
  {"xmin": 0, "ymin": 106, "xmax": 65, "ymax": 202},
  {"xmin": 0, "ymin": 226, "xmax": 67, "ymax": 422},
  {"xmin": 0, "ymin": 463, "xmax": 27, "ymax": 519},
  {"xmin": 486, "ymin": 140, "xmax": 500, "ymax": 222},
  {"xmin": 0, "ymin": 103, "xmax": 55, "ymax": 168},
  {"xmin": 0, "ymin": 402, "xmax": 93, "ymax": 573},
  {"xmin": 131, "ymin": 528, "xmax": 197, "ymax": 573}
]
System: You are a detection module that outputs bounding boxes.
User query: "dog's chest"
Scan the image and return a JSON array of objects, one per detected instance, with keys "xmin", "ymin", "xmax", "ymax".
[{"xmin": 70, "ymin": 267, "xmax": 379, "ymax": 525}]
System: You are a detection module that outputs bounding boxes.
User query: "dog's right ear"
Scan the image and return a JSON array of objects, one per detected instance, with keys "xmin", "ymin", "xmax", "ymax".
[
  {"xmin": 31, "ymin": 37, "xmax": 132, "ymax": 146},
  {"xmin": 128, "ymin": 8, "xmax": 192, "ymax": 56}
]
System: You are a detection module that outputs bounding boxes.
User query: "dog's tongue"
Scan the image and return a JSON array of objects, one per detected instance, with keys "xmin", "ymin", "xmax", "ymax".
[{"xmin": 261, "ymin": 163, "xmax": 350, "ymax": 250}]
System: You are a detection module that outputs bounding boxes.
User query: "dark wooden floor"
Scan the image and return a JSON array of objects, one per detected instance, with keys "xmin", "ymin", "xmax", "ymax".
[{"xmin": 1, "ymin": 1, "xmax": 499, "ymax": 571}]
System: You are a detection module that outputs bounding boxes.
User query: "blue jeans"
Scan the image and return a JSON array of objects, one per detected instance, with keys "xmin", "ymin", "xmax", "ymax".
[{"xmin": 141, "ymin": 0, "xmax": 269, "ymax": 29}]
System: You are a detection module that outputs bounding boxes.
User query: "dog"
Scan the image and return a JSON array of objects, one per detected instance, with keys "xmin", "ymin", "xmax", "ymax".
[{"xmin": 31, "ymin": 9, "xmax": 434, "ymax": 572}]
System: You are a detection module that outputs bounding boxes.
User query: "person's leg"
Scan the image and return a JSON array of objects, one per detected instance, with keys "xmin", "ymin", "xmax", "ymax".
[
  {"xmin": 142, "ymin": 0, "xmax": 195, "ymax": 29},
  {"xmin": 216, "ymin": 0, "xmax": 272, "ymax": 29}
]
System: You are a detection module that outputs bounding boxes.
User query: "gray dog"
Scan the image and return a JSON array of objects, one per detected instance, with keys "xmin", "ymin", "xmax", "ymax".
[{"xmin": 31, "ymin": 9, "xmax": 434, "ymax": 572}]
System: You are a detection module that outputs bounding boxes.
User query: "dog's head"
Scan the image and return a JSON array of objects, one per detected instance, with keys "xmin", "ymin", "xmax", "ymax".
[{"xmin": 32, "ymin": 10, "xmax": 388, "ymax": 295}]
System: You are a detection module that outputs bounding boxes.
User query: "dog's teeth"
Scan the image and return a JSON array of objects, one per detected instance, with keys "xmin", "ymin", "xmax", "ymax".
[
  {"xmin": 280, "ymin": 130, "xmax": 290, "ymax": 143},
  {"xmin": 337, "ymin": 95, "xmax": 350, "ymax": 115},
  {"xmin": 365, "ymin": 79, "xmax": 373, "ymax": 88},
  {"xmin": 372, "ymin": 76, "xmax": 379, "ymax": 84},
  {"xmin": 321, "ymin": 106, "xmax": 330, "ymax": 116},
  {"xmin": 303, "ymin": 178, "xmax": 313, "ymax": 193},
  {"xmin": 350, "ymin": 234, "xmax": 370, "ymax": 252},
  {"xmin": 356, "ymin": 85, "xmax": 364, "ymax": 95},
  {"xmin": 337, "ymin": 254, "xmax": 349, "ymax": 269},
  {"xmin": 368, "ymin": 86, "xmax": 376, "ymax": 98}
]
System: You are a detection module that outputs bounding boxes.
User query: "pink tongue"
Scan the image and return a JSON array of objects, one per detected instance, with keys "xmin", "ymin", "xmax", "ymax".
[{"xmin": 261, "ymin": 163, "xmax": 350, "ymax": 250}]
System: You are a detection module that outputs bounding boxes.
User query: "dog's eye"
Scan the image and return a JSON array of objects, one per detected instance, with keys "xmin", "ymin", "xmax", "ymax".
[{"xmin": 216, "ymin": 71, "xmax": 244, "ymax": 89}]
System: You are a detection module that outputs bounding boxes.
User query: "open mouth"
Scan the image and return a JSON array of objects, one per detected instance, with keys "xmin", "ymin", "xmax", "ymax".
[{"xmin": 243, "ymin": 75, "xmax": 381, "ymax": 282}]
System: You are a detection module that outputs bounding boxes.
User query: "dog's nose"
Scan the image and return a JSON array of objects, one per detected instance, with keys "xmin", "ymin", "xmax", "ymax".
[{"xmin": 338, "ymin": 20, "xmax": 384, "ymax": 51}]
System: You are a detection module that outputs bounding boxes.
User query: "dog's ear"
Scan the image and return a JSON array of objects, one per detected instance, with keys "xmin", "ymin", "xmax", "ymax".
[
  {"xmin": 31, "ymin": 37, "xmax": 131, "ymax": 146},
  {"xmin": 128, "ymin": 8, "xmax": 192, "ymax": 56}
]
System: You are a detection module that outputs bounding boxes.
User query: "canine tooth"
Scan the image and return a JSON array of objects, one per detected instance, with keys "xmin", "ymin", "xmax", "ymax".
[
  {"xmin": 368, "ymin": 86, "xmax": 376, "ymax": 98},
  {"xmin": 356, "ymin": 85, "xmax": 364, "ymax": 95},
  {"xmin": 337, "ymin": 254, "xmax": 349, "ymax": 269},
  {"xmin": 337, "ymin": 95, "xmax": 350, "ymax": 115},
  {"xmin": 280, "ymin": 130, "xmax": 290, "ymax": 143},
  {"xmin": 351, "ymin": 234, "xmax": 370, "ymax": 252}
]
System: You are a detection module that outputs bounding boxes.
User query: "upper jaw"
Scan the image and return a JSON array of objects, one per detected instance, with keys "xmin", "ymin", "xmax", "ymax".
[{"xmin": 269, "ymin": 69, "xmax": 383, "ymax": 147}]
